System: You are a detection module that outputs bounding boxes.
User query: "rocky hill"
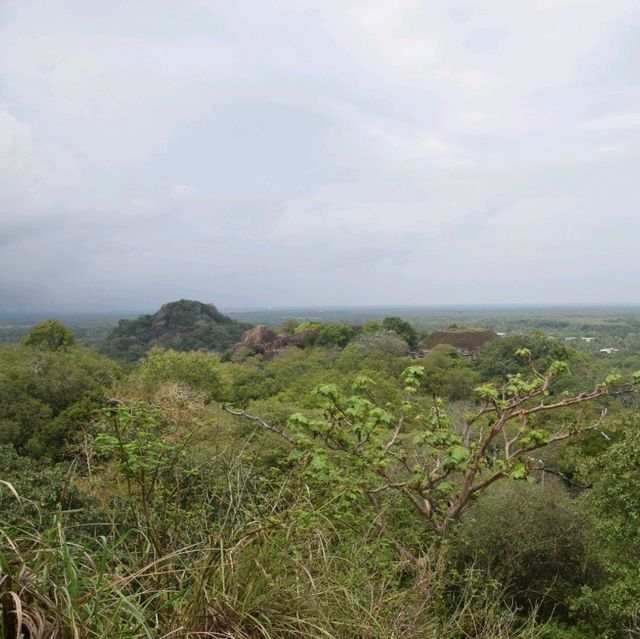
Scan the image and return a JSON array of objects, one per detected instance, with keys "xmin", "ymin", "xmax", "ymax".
[{"xmin": 102, "ymin": 300, "xmax": 252, "ymax": 361}]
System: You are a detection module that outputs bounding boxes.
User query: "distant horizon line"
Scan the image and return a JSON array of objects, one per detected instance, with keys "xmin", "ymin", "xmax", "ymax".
[{"xmin": 2, "ymin": 301, "xmax": 640, "ymax": 318}]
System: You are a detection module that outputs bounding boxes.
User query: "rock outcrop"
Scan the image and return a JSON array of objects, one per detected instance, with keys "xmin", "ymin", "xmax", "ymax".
[
  {"xmin": 102, "ymin": 299, "xmax": 252, "ymax": 361},
  {"xmin": 232, "ymin": 325, "xmax": 317, "ymax": 358},
  {"xmin": 233, "ymin": 325, "xmax": 277, "ymax": 355}
]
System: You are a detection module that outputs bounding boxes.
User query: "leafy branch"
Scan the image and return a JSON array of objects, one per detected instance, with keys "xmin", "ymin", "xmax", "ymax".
[{"xmin": 224, "ymin": 356, "xmax": 640, "ymax": 562}]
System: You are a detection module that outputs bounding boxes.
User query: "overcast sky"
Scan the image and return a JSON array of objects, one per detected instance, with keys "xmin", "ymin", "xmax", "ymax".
[{"xmin": 1, "ymin": 0, "xmax": 639, "ymax": 312}]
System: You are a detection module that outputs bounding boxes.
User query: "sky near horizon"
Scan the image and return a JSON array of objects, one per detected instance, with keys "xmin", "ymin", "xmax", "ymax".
[{"xmin": 1, "ymin": 1, "xmax": 639, "ymax": 312}]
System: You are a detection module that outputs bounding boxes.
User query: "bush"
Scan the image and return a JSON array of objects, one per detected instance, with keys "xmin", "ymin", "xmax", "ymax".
[
  {"xmin": 571, "ymin": 413, "xmax": 640, "ymax": 635},
  {"xmin": 455, "ymin": 479, "xmax": 595, "ymax": 617},
  {"xmin": 0, "ymin": 343, "xmax": 119, "ymax": 458},
  {"xmin": 135, "ymin": 346, "xmax": 228, "ymax": 400}
]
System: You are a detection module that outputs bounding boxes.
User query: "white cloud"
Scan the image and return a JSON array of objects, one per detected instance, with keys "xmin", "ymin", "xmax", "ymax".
[
  {"xmin": 582, "ymin": 112, "xmax": 640, "ymax": 130},
  {"xmin": 0, "ymin": 107, "xmax": 78, "ymax": 205},
  {"xmin": 1, "ymin": 0, "xmax": 639, "ymax": 309},
  {"xmin": 170, "ymin": 185, "xmax": 198, "ymax": 200}
]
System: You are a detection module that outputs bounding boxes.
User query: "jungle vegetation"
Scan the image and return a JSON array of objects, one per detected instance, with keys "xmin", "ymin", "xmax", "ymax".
[{"xmin": 0, "ymin": 306, "xmax": 639, "ymax": 638}]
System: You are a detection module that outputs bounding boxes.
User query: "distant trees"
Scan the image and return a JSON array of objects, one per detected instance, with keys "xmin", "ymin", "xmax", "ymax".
[
  {"xmin": 419, "ymin": 344, "xmax": 477, "ymax": 400},
  {"xmin": 474, "ymin": 332, "xmax": 572, "ymax": 381},
  {"xmin": 314, "ymin": 322, "xmax": 354, "ymax": 348},
  {"xmin": 382, "ymin": 316, "xmax": 418, "ymax": 349},
  {"xmin": 22, "ymin": 319, "xmax": 75, "ymax": 351},
  {"xmin": 354, "ymin": 330, "xmax": 410, "ymax": 356},
  {"xmin": 280, "ymin": 317, "xmax": 419, "ymax": 351}
]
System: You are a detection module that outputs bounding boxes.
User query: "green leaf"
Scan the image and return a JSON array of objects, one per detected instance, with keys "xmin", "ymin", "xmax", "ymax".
[
  {"xmin": 352, "ymin": 375, "xmax": 374, "ymax": 392},
  {"xmin": 288, "ymin": 413, "xmax": 310, "ymax": 428},
  {"xmin": 313, "ymin": 384, "xmax": 340, "ymax": 400},
  {"xmin": 449, "ymin": 445, "xmax": 469, "ymax": 464},
  {"xmin": 474, "ymin": 384, "xmax": 499, "ymax": 402},
  {"xmin": 287, "ymin": 448, "xmax": 305, "ymax": 461},
  {"xmin": 510, "ymin": 463, "xmax": 527, "ymax": 479},
  {"xmin": 436, "ymin": 480, "xmax": 455, "ymax": 494},
  {"xmin": 548, "ymin": 360, "xmax": 570, "ymax": 376},
  {"xmin": 310, "ymin": 450, "xmax": 328, "ymax": 470},
  {"xmin": 412, "ymin": 433, "xmax": 425, "ymax": 445},
  {"xmin": 402, "ymin": 365, "xmax": 425, "ymax": 387}
]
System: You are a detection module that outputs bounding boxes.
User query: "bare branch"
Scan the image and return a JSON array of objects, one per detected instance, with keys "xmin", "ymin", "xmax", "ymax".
[
  {"xmin": 534, "ymin": 466, "xmax": 593, "ymax": 489},
  {"xmin": 384, "ymin": 414, "xmax": 405, "ymax": 454},
  {"xmin": 519, "ymin": 388, "xmax": 608, "ymax": 417},
  {"xmin": 222, "ymin": 404, "xmax": 296, "ymax": 445},
  {"xmin": 510, "ymin": 408, "xmax": 608, "ymax": 459}
]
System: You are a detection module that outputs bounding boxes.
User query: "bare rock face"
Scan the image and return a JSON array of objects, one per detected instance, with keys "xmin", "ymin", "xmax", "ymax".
[
  {"xmin": 231, "ymin": 325, "xmax": 319, "ymax": 358},
  {"xmin": 234, "ymin": 325, "xmax": 277, "ymax": 355},
  {"xmin": 280, "ymin": 329, "xmax": 315, "ymax": 347}
]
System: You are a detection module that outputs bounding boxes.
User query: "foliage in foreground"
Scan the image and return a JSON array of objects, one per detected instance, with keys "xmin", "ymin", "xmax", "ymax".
[
  {"xmin": 0, "ymin": 408, "xmax": 543, "ymax": 639},
  {"xmin": 1, "ymin": 320, "xmax": 640, "ymax": 638}
]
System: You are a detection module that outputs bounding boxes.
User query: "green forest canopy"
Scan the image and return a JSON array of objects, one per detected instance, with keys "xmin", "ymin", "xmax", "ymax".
[{"xmin": 0, "ymin": 305, "xmax": 639, "ymax": 638}]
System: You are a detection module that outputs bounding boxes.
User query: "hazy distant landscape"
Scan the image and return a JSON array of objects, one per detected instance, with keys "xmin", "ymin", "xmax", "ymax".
[
  {"xmin": 4, "ymin": 304, "xmax": 640, "ymax": 354},
  {"xmin": 2, "ymin": 0, "xmax": 640, "ymax": 637}
]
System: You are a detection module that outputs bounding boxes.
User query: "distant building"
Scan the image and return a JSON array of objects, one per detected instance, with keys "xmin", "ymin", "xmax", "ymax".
[
  {"xmin": 581, "ymin": 337, "xmax": 596, "ymax": 343},
  {"xmin": 565, "ymin": 337, "xmax": 576, "ymax": 341},
  {"xmin": 418, "ymin": 327, "xmax": 498, "ymax": 357},
  {"xmin": 599, "ymin": 347, "xmax": 620, "ymax": 355}
]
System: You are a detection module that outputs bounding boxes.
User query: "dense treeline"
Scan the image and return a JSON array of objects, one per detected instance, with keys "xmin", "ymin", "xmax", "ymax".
[{"xmin": 1, "ymin": 314, "xmax": 639, "ymax": 638}]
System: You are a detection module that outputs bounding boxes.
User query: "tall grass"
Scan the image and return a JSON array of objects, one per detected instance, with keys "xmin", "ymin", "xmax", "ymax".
[
  {"xmin": 0, "ymin": 462, "xmax": 545, "ymax": 639},
  {"xmin": 1, "ymin": 388, "xmax": 546, "ymax": 639}
]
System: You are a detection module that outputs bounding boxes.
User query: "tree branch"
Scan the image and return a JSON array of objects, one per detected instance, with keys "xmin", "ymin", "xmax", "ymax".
[{"xmin": 222, "ymin": 404, "xmax": 296, "ymax": 445}]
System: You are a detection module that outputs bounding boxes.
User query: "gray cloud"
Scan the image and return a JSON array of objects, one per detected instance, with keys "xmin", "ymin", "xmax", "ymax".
[{"xmin": 1, "ymin": 0, "xmax": 639, "ymax": 312}]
